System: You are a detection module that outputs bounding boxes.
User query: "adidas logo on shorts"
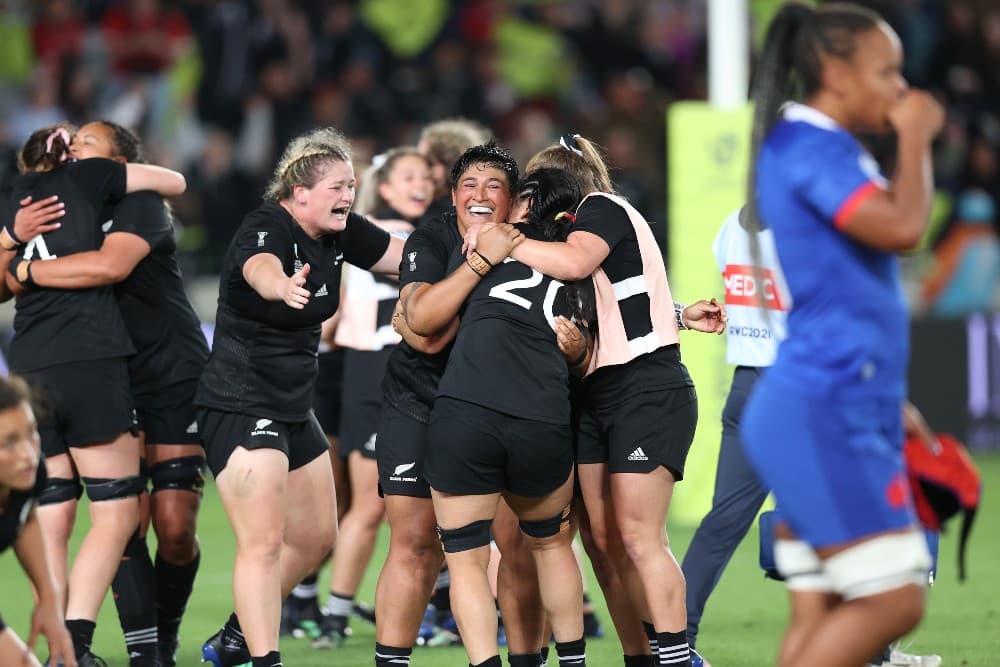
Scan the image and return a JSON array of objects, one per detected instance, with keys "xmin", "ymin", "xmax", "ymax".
[{"xmin": 627, "ymin": 447, "xmax": 648, "ymax": 462}]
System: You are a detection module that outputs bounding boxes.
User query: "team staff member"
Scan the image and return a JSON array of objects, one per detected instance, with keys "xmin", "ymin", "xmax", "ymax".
[
  {"xmin": 475, "ymin": 134, "xmax": 724, "ymax": 667},
  {"xmin": 0, "ymin": 375, "xmax": 76, "ymax": 667},
  {"xmin": 195, "ymin": 127, "xmax": 403, "ymax": 667},
  {"xmin": 14, "ymin": 120, "xmax": 209, "ymax": 666},
  {"xmin": 5, "ymin": 124, "xmax": 186, "ymax": 667},
  {"xmin": 426, "ymin": 161, "xmax": 592, "ymax": 667},
  {"xmin": 680, "ymin": 207, "xmax": 788, "ymax": 663},
  {"xmin": 740, "ymin": 4, "xmax": 942, "ymax": 666},
  {"xmin": 316, "ymin": 147, "xmax": 433, "ymax": 647}
]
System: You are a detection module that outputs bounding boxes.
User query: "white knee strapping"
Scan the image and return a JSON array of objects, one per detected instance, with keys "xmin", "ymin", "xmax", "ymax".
[
  {"xmin": 775, "ymin": 539, "xmax": 833, "ymax": 592},
  {"xmin": 824, "ymin": 531, "xmax": 932, "ymax": 600}
]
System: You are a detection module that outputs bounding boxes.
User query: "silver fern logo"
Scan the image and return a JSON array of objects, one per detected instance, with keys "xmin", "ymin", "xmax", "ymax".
[{"xmin": 408, "ymin": 251, "xmax": 417, "ymax": 271}]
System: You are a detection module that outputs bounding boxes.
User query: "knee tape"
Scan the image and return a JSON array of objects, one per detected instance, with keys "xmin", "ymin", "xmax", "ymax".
[
  {"xmin": 38, "ymin": 477, "xmax": 83, "ymax": 506},
  {"xmin": 774, "ymin": 539, "xmax": 833, "ymax": 592},
  {"xmin": 824, "ymin": 531, "xmax": 932, "ymax": 600},
  {"xmin": 150, "ymin": 455, "xmax": 206, "ymax": 495},
  {"xmin": 82, "ymin": 475, "xmax": 148, "ymax": 502},
  {"xmin": 438, "ymin": 519, "xmax": 492, "ymax": 554},
  {"xmin": 519, "ymin": 505, "xmax": 572, "ymax": 539}
]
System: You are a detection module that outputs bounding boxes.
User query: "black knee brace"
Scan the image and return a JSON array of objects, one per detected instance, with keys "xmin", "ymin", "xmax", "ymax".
[
  {"xmin": 38, "ymin": 477, "xmax": 83, "ymax": 506},
  {"xmin": 82, "ymin": 475, "xmax": 148, "ymax": 502},
  {"xmin": 438, "ymin": 519, "xmax": 492, "ymax": 554},
  {"xmin": 519, "ymin": 505, "xmax": 572, "ymax": 539},
  {"xmin": 150, "ymin": 455, "xmax": 205, "ymax": 495}
]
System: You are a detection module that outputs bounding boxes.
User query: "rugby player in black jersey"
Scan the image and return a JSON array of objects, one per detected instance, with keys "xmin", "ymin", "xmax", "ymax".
[
  {"xmin": 370, "ymin": 142, "xmax": 527, "ymax": 667},
  {"xmin": 0, "ymin": 376, "xmax": 76, "ymax": 667},
  {"xmin": 10, "ymin": 121, "xmax": 210, "ymax": 666},
  {"xmin": 422, "ymin": 162, "xmax": 594, "ymax": 667},
  {"xmin": 3, "ymin": 124, "xmax": 186, "ymax": 667},
  {"xmin": 194, "ymin": 127, "xmax": 403, "ymax": 667},
  {"xmin": 479, "ymin": 135, "xmax": 726, "ymax": 667}
]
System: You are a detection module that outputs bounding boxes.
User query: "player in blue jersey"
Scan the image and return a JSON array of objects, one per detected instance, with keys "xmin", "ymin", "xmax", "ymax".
[{"xmin": 739, "ymin": 3, "xmax": 944, "ymax": 667}]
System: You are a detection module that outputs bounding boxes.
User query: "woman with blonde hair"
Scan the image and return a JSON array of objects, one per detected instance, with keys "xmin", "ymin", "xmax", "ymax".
[{"xmin": 195, "ymin": 127, "xmax": 403, "ymax": 667}]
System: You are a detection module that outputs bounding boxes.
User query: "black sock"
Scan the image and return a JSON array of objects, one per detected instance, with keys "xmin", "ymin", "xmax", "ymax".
[
  {"xmin": 291, "ymin": 573, "xmax": 319, "ymax": 615},
  {"xmin": 655, "ymin": 630, "xmax": 690, "ymax": 666},
  {"xmin": 111, "ymin": 530, "xmax": 159, "ymax": 659},
  {"xmin": 252, "ymin": 650, "xmax": 282, "ymax": 667},
  {"xmin": 555, "ymin": 636, "xmax": 586, "ymax": 666},
  {"xmin": 156, "ymin": 549, "xmax": 200, "ymax": 645},
  {"xmin": 510, "ymin": 653, "xmax": 542, "ymax": 667},
  {"xmin": 643, "ymin": 622, "xmax": 658, "ymax": 655},
  {"xmin": 66, "ymin": 618, "xmax": 96, "ymax": 658},
  {"xmin": 375, "ymin": 642, "xmax": 412, "ymax": 666},
  {"xmin": 624, "ymin": 654, "xmax": 656, "ymax": 667},
  {"xmin": 471, "ymin": 657, "xmax": 501, "ymax": 667},
  {"xmin": 540, "ymin": 646, "xmax": 550, "ymax": 664}
]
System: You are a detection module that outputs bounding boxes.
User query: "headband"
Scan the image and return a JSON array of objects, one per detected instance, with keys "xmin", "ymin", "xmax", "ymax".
[{"xmin": 559, "ymin": 133, "xmax": 583, "ymax": 157}]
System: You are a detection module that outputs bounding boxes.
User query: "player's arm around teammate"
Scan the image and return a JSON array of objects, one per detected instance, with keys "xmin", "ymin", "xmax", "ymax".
[{"xmin": 13, "ymin": 120, "xmax": 209, "ymax": 664}]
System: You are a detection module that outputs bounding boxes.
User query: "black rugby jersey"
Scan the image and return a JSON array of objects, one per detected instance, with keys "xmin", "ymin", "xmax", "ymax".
[
  {"xmin": 8, "ymin": 159, "xmax": 133, "ymax": 372},
  {"xmin": 0, "ymin": 464, "xmax": 45, "ymax": 554},
  {"xmin": 437, "ymin": 225, "xmax": 574, "ymax": 425},
  {"xmin": 381, "ymin": 212, "xmax": 461, "ymax": 423},
  {"xmin": 195, "ymin": 203, "xmax": 390, "ymax": 421},
  {"xmin": 107, "ymin": 192, "xmax": 209, "ymax": 395},
  {"xmin": 571, "ymin": 195, "xmax": 692, "ymax": 395}
]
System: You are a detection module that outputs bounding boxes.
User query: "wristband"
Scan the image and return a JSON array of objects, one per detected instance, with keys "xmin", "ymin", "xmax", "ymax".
[
  {"xmin": 674, "ymin": 302, "xmax": 689, "ymax": 331},
  {"xmin": 9, "ymin": 257, "xmax": 33, "ymax": 286},
  {"xmin": 467, "ymin": 251, "xmax": 492, "ymax": 276},
  {"xmin": 570, "ymin": 347, "xmax": 588, "ymax": 368},
  {"xmin": 0, "ymin": 225, "xmax": 23, "ymax": 250}
]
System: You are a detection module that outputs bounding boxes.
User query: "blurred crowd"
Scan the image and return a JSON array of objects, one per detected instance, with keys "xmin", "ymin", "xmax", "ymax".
[{"xmin": 0, "ymin": 0, "xmax": 997, "ymax": 313}]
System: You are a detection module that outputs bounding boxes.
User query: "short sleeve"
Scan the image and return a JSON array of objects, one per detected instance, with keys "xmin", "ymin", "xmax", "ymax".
[
  {"xmin": 341, "ymin": 212, "xmax": 391, "ymax": 270},
  {"xmin": 70, "ymin": 158, "xmax": 127, "ymax": 205},
  {"xmin": 400, "ymin": 222, "xmax": 451, "ymax": 287},
  {"xmin": 108, "ymin": 191, "xmax": 172, "ymax": 249},
  {"xmin": 795, "ymin": 132, "xmax": 884, "ymax": 230},
  {"xmin": 232, "ymin": 208, "xmax": 294, "ymax": 269},
  {"xmin": 571, "ymin": 195, "xmax": 634, "ymax": 250}
]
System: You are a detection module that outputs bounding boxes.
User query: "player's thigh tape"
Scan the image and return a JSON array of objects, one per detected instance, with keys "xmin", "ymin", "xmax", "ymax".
[
  {"xmin": 438, "ymin": 518, "xmax": 492, "ymax": 553},
  {"xmin": 824, "ymin": 531, "xmax": 931, "ymax": 600},
  {"xmin": 519, "ymin": 505, "xmax": 572, "ymax": 539},
  {"xmin": 82, "ymin": 475, "xmax": 147, "ymax": 502},
  {"xmin": 39, "ymin": 477, "xmax": 83, "ymax": 506},
  {"xmin": 150, "ymin": 455, "xmax": 206, "ymax": 494},
  {"xmin": 775, "ymin": 539, "xmax": 833, "ymax": 592}
]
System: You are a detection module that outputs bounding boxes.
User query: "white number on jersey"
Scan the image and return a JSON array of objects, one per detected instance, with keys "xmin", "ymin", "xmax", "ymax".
[
  {"xmin": 23, "ymin": 235, "xmax": 57, "ymax": 260},
  {"xmin": 489, "ymin": 265, "xmax": 564, "ymax": 329}
]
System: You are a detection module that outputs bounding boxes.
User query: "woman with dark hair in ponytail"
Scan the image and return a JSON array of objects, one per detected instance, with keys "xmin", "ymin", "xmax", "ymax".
[
  {"xmin": 11, "ymin": 120, "xmax": 210, "ymax": 666},
  {"xmin": 2, "ymin": 123, "xmax": 186, "ymax": 667},
  {"xmin": 737, "ymin": 3, "xmax": 943, "ymax": 666},
  {"xmin": 468, "ymin": 134, "xmax": 724, "ymax": 667}
]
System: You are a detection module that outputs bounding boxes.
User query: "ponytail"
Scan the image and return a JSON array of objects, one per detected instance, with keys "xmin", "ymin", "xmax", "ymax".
[{"xmin": 746, "ymin": 2, "xmax": 813, "ymax": 234}]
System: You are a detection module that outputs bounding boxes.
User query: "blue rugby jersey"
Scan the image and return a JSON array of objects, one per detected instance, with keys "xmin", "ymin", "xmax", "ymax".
[{"xmin": 756, "ymin": 104, "xmax": 907, "ymax": 400}]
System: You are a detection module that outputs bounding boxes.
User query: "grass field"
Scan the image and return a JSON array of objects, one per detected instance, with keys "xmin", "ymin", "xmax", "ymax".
[{"xmin": 3, "ymin": 453, "xmax": 999, "ymax": 666}]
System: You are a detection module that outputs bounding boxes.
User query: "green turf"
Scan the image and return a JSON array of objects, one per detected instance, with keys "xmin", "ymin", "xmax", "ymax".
[{"xmin": 3, "ymin": 453, "xmax": 999, "ymax": 666}]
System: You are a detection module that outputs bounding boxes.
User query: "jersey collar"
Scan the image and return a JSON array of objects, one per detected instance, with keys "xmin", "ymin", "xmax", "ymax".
[{"xmin": 782, "ymin": 103, "xmax": 841, "ymax": 131}]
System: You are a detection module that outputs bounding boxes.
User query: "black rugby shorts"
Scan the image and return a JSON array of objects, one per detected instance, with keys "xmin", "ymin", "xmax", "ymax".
[
  {"xmin": 198, "ymin": 408, "xmax": 329, "ymax": 477},
  {"xmin": 578, "ymin": 385, "xmax": 698, "ymax": 479},
  {"xmin": 24, "ymin": 359, "xmax": 138, "ymax": 457},
  {"xmin": 425, "ymin": 397, "xmax": 573, "ymax": 498},
  {"xmin": 375, "ymin": 404, "xmax": 431, "ymax": 498},
  {"xmin": 134, "ymin": 379, "xmax": 201, "ymax": 446}
]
